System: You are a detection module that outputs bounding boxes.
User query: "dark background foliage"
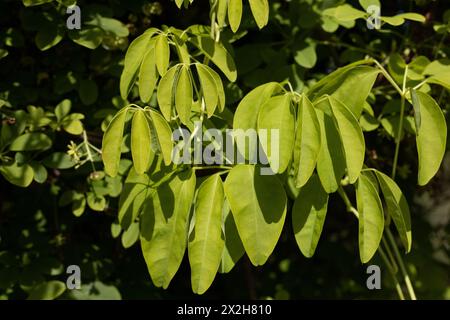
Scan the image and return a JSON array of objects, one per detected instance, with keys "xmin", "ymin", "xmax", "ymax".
[{"xmin": 0, "ymin": 0, "xmax": 449, "ymax": 299}]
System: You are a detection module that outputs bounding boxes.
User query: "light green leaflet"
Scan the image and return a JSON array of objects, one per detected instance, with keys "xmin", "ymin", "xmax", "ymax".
[
  {"xmin": 131, "ymin": 109, "xmax": 153, "ymax": 174},
  {"xmin": 248, "ymin": 0, "xmax": 269, "ymax": 29},
  {"xmin": 157, "ymin": 64, "xmax": 180, "ymax": 121},
  {"xmin": 356, "ymin": 175, "xmax": 384, "ymax": 264},
  {"xmin": 0, "ymin": 162, "xmax": 34, "ymax": 187},
  {"xmin": 410, "ymin": 88, "xmax": 421, "ymax": 133},
  {"xmin": 224, "ymin": 165, "xmax": 287, "ymax": 266},
  {"xmin": 293, "ymin": 95, "xmax": 321, "ymax": 188},
  {"xmin": 216, "ymin": 0, "xmax": 228, "ymax": 27},
  {"xmin": 328, "ymin": 96, "xmax": 365, "ymax": 184},
  {"xmin": 292, "ymin": 174, "xmax": 328, "ymax": 258},
  {"xmin": 219, "ymin": 198, "xmax": 245, "ymax": 274},
  {"xmin": 9, "ymin": 133, "xmax": 52, "ymax": 151},
  {"xmin": 206, "ymin": 65, "xmax": 226, "ymax": 112},
  {"xmin": 228, "ymin": 0, "xmax": 243, "ymax": 33},
  {"xmin": 120, "ymin": 28, "xmax": 157, "ymax": 99},
  {"xmin": 149, "ymin": 109, "xmax": 173, "ymax": 166},
  {"xmin": 414, "ymin": 91, "xmax": 447, "ymax": 186},
  {"xmin": 118, "ymin": 168, "xmax": 152, "ymax": 230},
  {"xmin": 139, "ymin": 46, "xmax": 158, "ymax": 103},
  {"xmin": 375, "ymin": 170, "xmax": 412, "ymax": 253},
  {"xmin": 141, "ymin": 169, "xmax": 196, "ymax": 289},
  {"xmin": 102, "ymin": 107, "xmax": 128, "ymax": 177},
  {"xmin": 188, "ymin": 36, "xmax": 237, "ymax": 82},
  {"xmin": 175, "ymin": 65, "xmax": 193, "ymax": 125},
  {"xmin": 196, "ymin": 63, "xmax": 219, "ymax": 117},
  {"xmin": 257, "ymin": 94, "xmax": 295, "ymax": 174},
  {"xmin": 315, "ymin": 108, "xmax": 346, "ymax": 193},
  {"xmin": 155, "ymin": 34, "xmax": 170, "ymax": 76},
  {"xmin": 232, "ymin": 82, "xmax": 282, "ymax": 161},
  {"xmin": 188, "ymin": 174, "xmax": 225, "ymax": 294}
]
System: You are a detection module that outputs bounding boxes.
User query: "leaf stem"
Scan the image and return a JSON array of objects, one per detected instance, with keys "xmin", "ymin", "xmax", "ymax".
[{"xmin": 378, "ymin": 246, "xmax": 405, "ymax": 300}]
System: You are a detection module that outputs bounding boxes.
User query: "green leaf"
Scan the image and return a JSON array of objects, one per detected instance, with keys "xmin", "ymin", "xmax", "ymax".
[
  {"xmin": 131, "ymin": 110, "xmax": 154, "ymax": 174},
  {"xmin": 27, "ymin": 281, "xmax": 66, "ymax": 300},
  {"xmin": 120, "ymin": 28, "xmax": 157, "ymax": 99},
  {"xmin": 79, "ymin": 79, "xmax": 98, "ymax": 106},
  {"xmin": 139, "ymin": 46, "xmax": 158, "ymax": 103},
  {"xmin": 410, "ymin": 88, "xmax": 422, "ymax": 134},
  {"xmin": 375, "ymin": 170, "xmax": 412, "ymax": 253},
  {"xmin": 102, "ymin": 108, "xmax": 128, "ymax": 177},
  {"xmin": 248, "ymin": 0, "xmax": 269, "ymax": 29},
  {"xmin": 234, "ymin": 82, "xmax": 281, "ymax": 131},
  {"xmin": 43, "ymin": 152, "xmax": 76, "ymax": 169},
  {"xmin": 69, "ymin": 27, "xmax": 104, "ymax": 49},
  {"xmin": 35, "ymin": 25, "xmax": 64, "ymax": 51},
  {"xmin": 217, "ymin": 0, "xmax": 228, "ymax": 27},
  {"xmin": 188, "ymin": 36, "xmax": 237, "ymax": 82},
  {"xmin": 315, "ymin": 109, "xmax": 346, "ymax": 193},
  {"xmin": 188, "ymin": 174, "xmax": 225, "ymax": 294},
  {"xmin": 175, "ymin": 65, "xmax": 193, "ymax": 125},
  {"xmin": 196, "ymin": 64, "xmax": 219, "ymax": 118},
  {"xmin": 141, "ymin": 170, "xmax": 196, "ymax": 289},
  {"xmin": 224, "ymin": 165, "xmax": 287, "ymax": 266},
  {"xmin": 257, "ymin": 94, "xmax": 295, "ymax": 174},
  {"xmin": 87, "ymin": 192, "xmax": 106, "ymax": 211},
  {"xmin": 155, "ymin": 34, "xmax": 170, "ymax": 76},
  {"xmin": 30, "ymin": 162, "xmax": 47, "ymax": 184},
  {"xmin": 0, "ymin": 162, "xmax": 34, "ymax": 187},
  {"xmin": 292, "ymin": 174, "xmax": 328, "ymax": 258},
  {"xmin": 219, "ymin": 198, "xmax": 245, "ymax": 274},
  {"xmin": 55, "ymin": 99, "xmax": 71, "ymax": 122},
  {"xmin": 118, "ymin": 168, "xmax": 152, "ymax": 230},
  {"xmin": 121, "ymin": 221, "xmax": 140, "ymax": 249},
  {"xmin": 228, "ymin": 0, "xmax": 243, "ymax": 33},
  {"xmin": 359, "ymin": 0, "xmax": 380, "ymax": 10},
  {"xmin": 157, "ymin": 64, "xmax": 180, "ymax": 121},
  {"xmin": 328, "ymin": 97, "xmax": 365, "ymax": 184},
  {"xmin": 356, "ymin": 175, "xmax": 384, "ymax": 264},
  {"xmin": 414, "ymin": 91, "xmax": 447, "ymax": 186},
  {"xmin": 294, "ymin": 40, "xmax": 317, "ymax": 69},
  {"xmin": 308, "ymin": 66, "xmax": 379, "ymax": 117},
  {"xmin": 324, "ymin": 4, "xmax": 366, "ymax": 22},
  {"xmin": 293, "ymin": 95, "xmax": 321, "ymax": 188},
  {"xmin": 10, "ymin": 133, "xmax": 52, "ymax": 151},
  {"xmin": 149, "ymin": 109, "xmax": 174, "ymax": 166}
]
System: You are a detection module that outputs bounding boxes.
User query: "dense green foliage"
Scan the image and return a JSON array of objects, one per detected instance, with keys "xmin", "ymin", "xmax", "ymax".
[{"xmin": 0, "ymin": 0, "xmax": 449, "ymax": 300}]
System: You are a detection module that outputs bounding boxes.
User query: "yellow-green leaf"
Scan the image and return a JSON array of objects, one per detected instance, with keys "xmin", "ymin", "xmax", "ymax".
[
  {"xmin": 228, "ymin": 0, "xmax": 243, "ymax": 33},
  {"xmin": 415, "ymin": 91, "xmax": 447, "ymax": 186},
  {"xmin": 120, "ymin": 28, "xmax": 157, "ymax": 99},
  {"xmin": 157, "ymin": 64, "xmax": 180, "ymax": 121},
  {"xmin": 155, "ymin": 34, "xmax": 170, "ymax": 76},
  {"xmin": 149, "ymin": 109, "xmax": 173, "ymax": 166},
  {"xmin": 248, "ymin": 0, "xmax": 269, "ymax": 29},
  {"xmin": 293, "ymin": 95, "xmax": 321, "ymax": 188},
  {"xmin": 196, "ymin": 63, "xmax": 219, "ymax": 117},
  {"xmin": 131, "ymin": 109, "xmax": 153, "ymax": 174},
  {"xmin": 224, "ymin": 165, "xmax": 287, "ymax": 266},
  {"xmin": 139, "ymin": 46, "xmax": 158, "ymax": 103},
  {"xmin": 328, "ymin": 96, "xmax": 365, "ymax": 184},
  {"xmin": 375, "ymin": 170, "xmax": 412, "ymax": 253},
  {"xmin": 188, "ymin": 174, "xmax": 225, "ymax": 294},
  {"xmin": 141, "ymin": 170, "xmax": 196, "ymax": 289}
]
